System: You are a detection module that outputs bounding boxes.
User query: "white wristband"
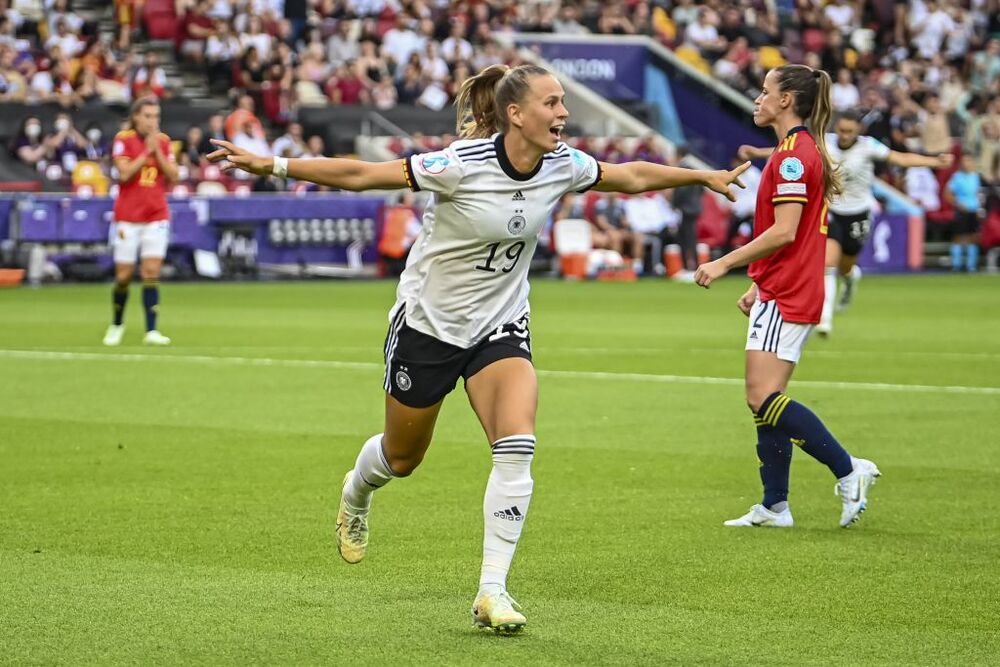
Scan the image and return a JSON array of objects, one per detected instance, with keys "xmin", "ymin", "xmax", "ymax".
[{"xmin": 272, "ymin": 156, "xmax": 288, "ymax": 178}]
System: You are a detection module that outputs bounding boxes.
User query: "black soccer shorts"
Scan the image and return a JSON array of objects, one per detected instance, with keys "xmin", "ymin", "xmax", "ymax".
[{"xmin": 382, "ymin": 310, "xmax": 532, "ymax": 408}]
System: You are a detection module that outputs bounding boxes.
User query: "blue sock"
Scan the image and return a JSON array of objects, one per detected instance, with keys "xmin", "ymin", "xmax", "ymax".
[
  {"xmin": 142, "ymin": 281, "xmax": 159, "ymax": 332},
  {"xmin": 112, "ymin": 283, "xmax": 128, "ymax": 326},
  {"xmin": 757, "ymin": 392, "xmax": 853, "ymax": 478},
  {"xmin": 754, "ymin": 418, "xmax": 793, "ymax": 509},
  {"xmin": 950, "ymin": 243, "xmax": 962, "ymax": 271},
  {"xmin": 966, "ymin": 244, "xmax": 979, "ymax": 272}
]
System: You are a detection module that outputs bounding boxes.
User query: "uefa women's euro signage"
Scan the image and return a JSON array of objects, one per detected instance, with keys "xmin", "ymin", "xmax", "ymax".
[{"xmin": 514, "ymin": 39, "xmax": 646, "ymax": 100}]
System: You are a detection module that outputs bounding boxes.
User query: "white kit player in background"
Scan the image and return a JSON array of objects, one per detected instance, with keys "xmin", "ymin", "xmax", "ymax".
[
  {"xmin": 207, "ymin": 63, "xmax": 750, "ymax": 635},
  {"xmin": 739, "ymin": 110, "xmax": 951, "ymax": 337}
]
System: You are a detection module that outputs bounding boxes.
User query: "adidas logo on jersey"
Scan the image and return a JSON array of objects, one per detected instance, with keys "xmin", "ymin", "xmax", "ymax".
[
  {"xmin": 494, "ymin": 506, "xmax": 523, "ymax": 521},
  {"xmin": 749, "ymin": 331, "xmax": 758, "ymax": 340},
  {"xmin": 511, "ymin": 190, "xmax": 525, "ymax": 201}
]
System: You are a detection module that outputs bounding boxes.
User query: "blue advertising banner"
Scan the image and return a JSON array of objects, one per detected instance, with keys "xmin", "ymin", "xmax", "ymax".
[{"xmin": 515, "ymin": 39, "xmax": 646, "ymax": 100}]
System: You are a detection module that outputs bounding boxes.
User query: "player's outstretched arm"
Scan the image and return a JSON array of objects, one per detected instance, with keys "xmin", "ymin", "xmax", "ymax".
[
  {"xmin": 206, "ymin": 139, "xmax": 407, "ymax": 191},
  {"xmin": 596, "ymin": 160, "xmax": 751, "ymax": 201},
  {"xmin": 887, "ymin": 150, "xmax": 953, "ymax": 170},
  {"xmin": 737, "ymin": 144, "xmax": 774, "ymax": 161},
  {"xmin": 694, "ymin": 203, "xmax": 803, "ymax": 288}
]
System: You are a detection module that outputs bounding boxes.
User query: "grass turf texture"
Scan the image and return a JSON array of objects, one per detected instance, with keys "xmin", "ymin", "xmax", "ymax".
[{"xmin": 1, "ymin": 275, "xmax": 998, "ymax": 665}]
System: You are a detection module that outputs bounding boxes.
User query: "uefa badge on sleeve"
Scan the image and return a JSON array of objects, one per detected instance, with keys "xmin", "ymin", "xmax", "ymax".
[{"xmin": 779, "ymin": 157, "xmax": 805, "ymax": 181}]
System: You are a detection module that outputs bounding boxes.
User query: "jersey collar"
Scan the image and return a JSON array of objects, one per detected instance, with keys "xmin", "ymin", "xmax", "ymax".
[
  {"xmin": 785, "ymin": 125, "xmax": 809, "ymax": 139},
  {"xmin": 495, "ymin": 133, "xmax": 543, "ymax": 182}
]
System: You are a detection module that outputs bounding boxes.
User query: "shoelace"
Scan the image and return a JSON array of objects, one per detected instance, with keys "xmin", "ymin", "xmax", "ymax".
[
  {"xmin": 345, "ymin": 513, "xmax": 367, "ymax": 542},
  {"xmin": 495, "ymin": 590, "xmax": 521, "ymax": 612}
]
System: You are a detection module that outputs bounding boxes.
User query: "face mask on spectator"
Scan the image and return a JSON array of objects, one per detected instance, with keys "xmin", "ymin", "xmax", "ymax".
[
  {"xmin": 25, "ymin": 123, "xmax": 41, "ymax": 138},
  {"xmin": 55, "ymin": 118, "xmax": 70, "ymax": 132},
  {"xmin": 87, "ymin": 128, "xmax": 101, "ymax": 143}
]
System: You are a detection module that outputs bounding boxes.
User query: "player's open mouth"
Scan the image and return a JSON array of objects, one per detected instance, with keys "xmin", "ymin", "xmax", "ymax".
[{"xmin": 549, "ymin": 126, "xmax": 563, "ymax": 140}]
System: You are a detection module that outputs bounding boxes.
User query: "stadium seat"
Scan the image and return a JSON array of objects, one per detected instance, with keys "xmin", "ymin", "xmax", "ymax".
[
  {"xmin": 196, "ymin": 181, "xmax": 227, "ymax": 196},
  {"xmin": 71, "ymin": 162, "xmax": 109, "ymax": 196},
  {"xmin": 143, "ymin": 0, "xmax": 178, "ymax": 40}
]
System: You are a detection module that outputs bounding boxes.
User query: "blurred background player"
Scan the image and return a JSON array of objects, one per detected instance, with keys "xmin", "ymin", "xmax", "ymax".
[
  {"xmin": 695, "ymin": 65, "xmax": 880, "ymax": 529},
  {"xmin": 102, "ymin": 97, "xmax": 178, "ymax": 347},
  {"xmin": 946, "ymin": 153, "xmax": 985, "ymax": 272},
  {"xmin": 207, "ymin": 63, "xmax": 748, "ymax": 634},
  {"xmin": 740, "ymin": 110, "xmax": 952, "ymax": 337}
]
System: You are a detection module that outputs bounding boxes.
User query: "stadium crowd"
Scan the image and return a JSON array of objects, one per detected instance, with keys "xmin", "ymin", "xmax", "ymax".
[{"xmin": 1, "ymin": 0, "xmax": 998, "ymax": 267}]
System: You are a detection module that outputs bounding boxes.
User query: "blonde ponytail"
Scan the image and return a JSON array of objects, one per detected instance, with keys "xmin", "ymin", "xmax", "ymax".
[
  {"xmin": 774, "ymin": 65, "xmax": 842, "ymax": 201},
  {"xmin": 454, "ymin": 63, "xmax": 553, "ymax": 139}
]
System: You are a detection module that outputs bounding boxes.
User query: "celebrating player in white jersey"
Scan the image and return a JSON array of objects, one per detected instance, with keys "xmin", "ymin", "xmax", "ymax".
[
  {"xmin": 207, "ymin": 63, "xmax": 749, "ymax": 634},
  {"xmin": 740, "ymin": 110, "xmax": 951, "ymax": 336}
]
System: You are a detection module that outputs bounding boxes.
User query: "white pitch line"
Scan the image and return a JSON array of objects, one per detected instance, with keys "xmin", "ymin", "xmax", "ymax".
[{"xmin": 2, "ymin": 349, "xmax": 999, "ymax": 396}]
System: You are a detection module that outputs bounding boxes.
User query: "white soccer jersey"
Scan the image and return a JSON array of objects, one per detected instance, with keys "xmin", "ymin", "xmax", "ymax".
[
  {"xmin": 394, "ymin": 134, "xmax": 602, "ymax": 348},
  {"xmin": 826, "ymin": 133, "xmax": 891, "ymax": 215}
]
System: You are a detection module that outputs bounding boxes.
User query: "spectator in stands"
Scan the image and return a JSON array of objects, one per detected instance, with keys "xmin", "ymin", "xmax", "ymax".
[
  {"xmin": 395, "ymin": 61, "xmax": 424, "ymax": 105},
  {"xmin": 198, "ymin": 112, "xmax": 226, "ymax": 154},
  {"xmin": 49, "ymin": 112, "xmax": 86, "ymax": 172},
  {"xmin": 180, "ymin": 124, "xmax": 204, "ymax": 169},
  {"xmin": 371, "ymin": 75, "xmax": 398, "ymax": 110},
  {"xmin": 326, "ymin": 19, "xmax": 360, "ymax": 67},
  {"xmin": 904, "ymin": 164, "xmax": 941, "ymax": 213},
  {"xmin": 382, "ymin": 14, "xmax": 423, "ymax": 73},
  {"xmin": 240, "ymin": 15, "xmax": 272, "ymax": 60},
  {"xmin": 326, "ymin": 60, "xmax": 370, "ymax": 105},
  {"xmin": 553, "ymin": 3, "xmax": 589, "ymax": 35},
  {"xmin": 45, "ymin": 17, "xmax": 84, "ymax": 58},
  {"xmin": 179, "ymin": 0, "xmax": 214, "ymax": 65},
  {"xmin": 421, "ymin": 40, "xmax": 448, "ymax": 83},
  {"xmin": 830, "ymin": 68, "xmax": 859, "ymax": 112},
  {"xmin": 824, "ymin": 0, "xmax": 857, "ymax": 36},
  {"xmin": 297, "ymin": 43, "xmax": 330, "ymax": 85},
  {"xmin": 440, "ymin": 18, "xmax": 473, "ymax": 64},
  {"xmin": 272, "ymin": 121, "xmax": 306, "ymax": 158},
  {"xmin": 970, "ymin": 39, "xmax": 1000, "ymax": 93},
  {"xmin": 0, "ymin": 43, "xmax": 27, "ymax": 101},
  {"xmin": 46, "ymin": 0, "xmax": 84, "ymax": 38},
  {"xmin": 205, "ymin": 19, "xmax": 241, "ymax": 91},
  {"xmin": 947, "ymin": 153, "xmax": 984, "ymax": 272},
  {"xmin": 10, "ymin": 115, "xmax": 51, "ymax": 170},
  {"xmin": 224, "ymin": 94, "xmax": 264, "ymax": 140},
  {"xmin": 356, "ymin": 36, "xmax": 389, "ymax": 83},
  {"xmin": 909, "ymin": 0, "xmax": 956, "ymax": 61},
  {"xmin": 920, "ymin": 93, "xmax": 952, "ymax": 156},
  {"xmin": 446, "ymin": 60, "xmax": 471, "ymax": 100},
  {"xmin": 684, "ymin": 7, "xmax": 726, "ymax": 59},
  {"xmin": 239, "ymin": 46, "xmax": 266, "ymax": 96},
  {"xmin": 598, "ymin": 2, "xmax": 636, "ymax": 36},
  {"xmin": 594, "ymin": 193, "xmax": 646, "ymax": 273},
  {"xmin": 81, "ymin": 122, "xmax": 109, "ymax": 161},
  {"xmin": 302, "ymin": 134, "xmax": 326, "ymax": 159},
  {"xmin": 131, "ymin": 50, "xmax": 167, "ymax": 99},
  {"xmin": 554, "ymin": 191, "xmax": 625, "ymax": 258},
  {"xmin": 29, "ymin": 55, "xmax": 77, "ymax": 106}
]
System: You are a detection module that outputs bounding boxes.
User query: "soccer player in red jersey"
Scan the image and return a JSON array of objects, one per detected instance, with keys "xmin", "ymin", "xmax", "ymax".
[
  {"xmin": 694, "ymin": 65, "xmax": 881, "ymax": 528},
  {"xmin": 103, "ymin": 97, "xmax": 178, "ymax": 346}
]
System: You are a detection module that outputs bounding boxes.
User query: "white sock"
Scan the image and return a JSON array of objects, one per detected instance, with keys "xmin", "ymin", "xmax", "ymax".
[
  {"xmin": 479, "ymin": 434, "xmax": 535, "ymax": 593},
  {"xmin": 343, "ymin": 433, "xmax": 395, "ymax": 512},
  {"xmin": 820, "ymin": 267, "xmax": 837, "ymax": 328}
]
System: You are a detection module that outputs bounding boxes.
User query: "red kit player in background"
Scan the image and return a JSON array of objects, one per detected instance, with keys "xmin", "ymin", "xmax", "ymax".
[
  {"xmin": 693, "ymin": 65, "xmax": 881, "ymax": 529},
  {"xmin": 103, "ymin": 97, "xmax": 178, "ymax": 347}
]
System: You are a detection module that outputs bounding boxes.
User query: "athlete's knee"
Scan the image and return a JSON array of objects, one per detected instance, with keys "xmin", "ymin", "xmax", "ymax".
[
  {"xmin": 746, "ymin": 386, "xmax": 779, "ymax": 414},
  {"xmin": 384, "ymin": 449, "xmax": 424, "ymax": 477}
]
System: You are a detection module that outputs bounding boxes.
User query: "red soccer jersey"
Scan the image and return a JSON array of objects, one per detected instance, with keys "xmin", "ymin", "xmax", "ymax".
[
  {"xmin": 112, "ymin": 129, "xmax": 173, "ymax": 223},
  {"xmin": 747, "ymin": 126, "xmax": 828, "ymax": 324}
]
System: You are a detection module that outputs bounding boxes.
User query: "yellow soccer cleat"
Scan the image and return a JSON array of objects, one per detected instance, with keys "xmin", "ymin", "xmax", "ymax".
[
  {"xmin": 471, "ymin": 589, "xmax": 526, "ymax": 635},
  {"xmin": 335, "ymin": 471, "xmax": 369, "ymax": 564}
]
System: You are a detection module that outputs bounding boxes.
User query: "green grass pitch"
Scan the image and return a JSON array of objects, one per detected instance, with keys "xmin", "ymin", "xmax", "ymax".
[{"xmin": 1, "ymin": 275, "xmax": 998, "ymax": 665}]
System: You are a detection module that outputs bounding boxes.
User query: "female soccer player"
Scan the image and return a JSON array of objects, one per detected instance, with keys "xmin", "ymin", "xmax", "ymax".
[
  {"xmin": 740, "ymin": 110, "xmax": 953, "ymax": 336},
  {"xmin": 694, "ymin": 65, "xmax": 880, "ymax": 529},
  {"xmin": 102, "ymin": 97, "xmax": 177, "ymax": 346},
  {"xmin": 207, "ymin": 63, "xmax": 749, "ymax": 633}
]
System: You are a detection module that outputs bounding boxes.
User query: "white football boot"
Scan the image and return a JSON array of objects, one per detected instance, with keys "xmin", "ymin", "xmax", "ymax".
[
  {"xmin": 142, "ymin": 330, "xmax": 171, "ymax": 346},
  {"xmin": 836, "ymin": 457, "xmax": 881, "ymax": 527},
  {"xmin": 472, "ymin": 588, "xmax": 526, "ymax": 635},
  {"xmin": 724, "ymin": 504, "xmax": 794, "ymax": 527},
  {"xmin": 103, "ymin": 324, "xmax": 125, "ymax": 346},
  {"xmin": 335, "ymin": 471, "xmax": 369, "ymax": 564}
]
